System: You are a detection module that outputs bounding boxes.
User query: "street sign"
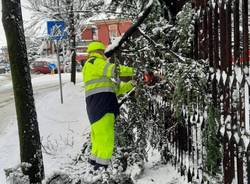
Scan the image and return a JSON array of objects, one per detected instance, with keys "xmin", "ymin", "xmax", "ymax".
[
  {"xmin": 48, "ymin": 63, "xmax": 56, "ymax": 70},
  {"xmin": 47, "ymin": 21, "xmax": 66, "ymax": 40}
]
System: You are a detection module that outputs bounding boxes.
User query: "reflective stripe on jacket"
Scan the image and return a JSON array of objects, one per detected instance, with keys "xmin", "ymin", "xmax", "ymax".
[{"xmin": 82, "ymin": 52, "xmax": 134, "ymax": 98}]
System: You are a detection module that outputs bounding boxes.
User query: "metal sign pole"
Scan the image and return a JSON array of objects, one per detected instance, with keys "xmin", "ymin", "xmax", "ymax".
[
  {"xmin": 47, "ymin": 21, "xmax": 66, "ymax": 104},
  {"xmin": 56, "ymin": 40, "xmax": 63, "ymax": 104}
]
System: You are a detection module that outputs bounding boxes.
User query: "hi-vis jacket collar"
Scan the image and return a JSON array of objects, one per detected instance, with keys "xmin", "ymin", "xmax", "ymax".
[{"xmin": 88, "ymin": 52, "xmax": 107, "ymax": 61}]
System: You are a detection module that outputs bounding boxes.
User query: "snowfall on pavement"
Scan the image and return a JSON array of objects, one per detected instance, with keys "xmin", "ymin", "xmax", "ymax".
[{"xmin": 0, "ymin": 73, "xmax": 187, "ymax": 184}]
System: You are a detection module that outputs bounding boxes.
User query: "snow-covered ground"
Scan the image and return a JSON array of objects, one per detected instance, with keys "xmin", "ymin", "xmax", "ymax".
[
  {"xmin": 0, "ymin": 73, "xmax": 186, "ymax": 184},
  {"xmin": 0, "ymin": 73, "xmax": 87, "ymax": 183},
  {"xmin": 136, "ymin": 150, "xmax": 188, "ymax": 184}
]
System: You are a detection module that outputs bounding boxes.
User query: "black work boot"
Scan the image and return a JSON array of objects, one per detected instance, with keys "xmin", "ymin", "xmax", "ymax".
[
  {"xmin": 93, "ymin": 163, "xmax": 108, "ymax": 171},
  {"xmin": 88, "ymin": 158, "xmax": 96, "ymax": 166}
]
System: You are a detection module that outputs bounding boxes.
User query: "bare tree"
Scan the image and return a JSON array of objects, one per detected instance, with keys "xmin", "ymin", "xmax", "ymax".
[{"xmin": 2, "ymin": 0, "xmax": 44, "ymax": 183}]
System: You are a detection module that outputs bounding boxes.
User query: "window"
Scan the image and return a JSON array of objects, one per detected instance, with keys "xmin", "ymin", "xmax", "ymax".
[
  {"xmin": 92, "ymin": 27, "xmax": 98, "ymax": 40},
  {"xmin": 109, "ymin": 24, "xmax": 118, "ymax": 40}
]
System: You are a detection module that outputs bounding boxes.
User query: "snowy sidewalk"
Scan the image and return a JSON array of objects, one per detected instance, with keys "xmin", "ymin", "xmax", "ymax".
[
  {"xmin": 0, "ymin": 73, "xmax": 186, "ymax": 183},
  {"xmin": 0, "ymin": 74, "xmax": 88, "ymax": 183}
]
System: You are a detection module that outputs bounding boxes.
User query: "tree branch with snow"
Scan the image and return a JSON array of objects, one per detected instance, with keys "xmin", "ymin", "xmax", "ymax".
[{"xmin": 105, "ymin": 0, "xmax": 154, "ymax": 57}]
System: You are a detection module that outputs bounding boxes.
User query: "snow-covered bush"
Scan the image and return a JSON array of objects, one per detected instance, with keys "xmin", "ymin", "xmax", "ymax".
[{"xmin": 4, "ymin": 163, "xmax": 31, "ymax": 184}]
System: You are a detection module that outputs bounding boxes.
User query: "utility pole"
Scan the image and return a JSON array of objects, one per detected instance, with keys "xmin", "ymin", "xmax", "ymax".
[{"xmin": 67, "ymin": 0, "xmax": 76, "ymax": 84}]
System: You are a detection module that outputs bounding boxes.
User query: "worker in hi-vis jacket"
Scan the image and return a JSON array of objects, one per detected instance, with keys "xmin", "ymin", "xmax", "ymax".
[{"xmin": 82, "ymin": 40, "xmax": 135, "ymax": 170}]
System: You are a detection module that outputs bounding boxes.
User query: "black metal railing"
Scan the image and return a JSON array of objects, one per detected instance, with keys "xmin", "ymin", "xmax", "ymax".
[{"xmin": 166, "ymin": 0, "xmax": 250, "ymax": 183}]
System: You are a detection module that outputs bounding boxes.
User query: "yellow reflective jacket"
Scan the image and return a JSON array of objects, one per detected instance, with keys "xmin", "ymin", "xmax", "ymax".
[{"xmin": 82, "ymin": 52, "xmax": 134, "ymax": 97}]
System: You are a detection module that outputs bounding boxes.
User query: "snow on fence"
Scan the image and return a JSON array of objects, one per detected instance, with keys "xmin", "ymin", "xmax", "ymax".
[{"xmin": 166, "ymin": 0, "xmax": 250, "ymax": 183}]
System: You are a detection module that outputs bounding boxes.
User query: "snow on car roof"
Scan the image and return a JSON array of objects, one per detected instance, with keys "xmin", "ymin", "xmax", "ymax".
[{"xmin": 34, "ymin": 56, "xmax": 57, "ymax": 63}]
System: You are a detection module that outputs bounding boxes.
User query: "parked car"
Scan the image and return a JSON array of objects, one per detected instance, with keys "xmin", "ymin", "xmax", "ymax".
[
  {"xmin": 0, "ymin": 63, "xmax": 10, "ymax": 74},
  {"xmin": 5, "ymin": 63, "xmax": 10, "ymax": 72},
  {"xmin": 30, "ymin": 61, "xmax": 51, "ymax": 74},
  {"xmin": 0, "ymin": 65, "xmax": 5, "ymax": 74},
  {"xmin": 30, "ymin": 60, "xmax": 65, "ymax": 74}
]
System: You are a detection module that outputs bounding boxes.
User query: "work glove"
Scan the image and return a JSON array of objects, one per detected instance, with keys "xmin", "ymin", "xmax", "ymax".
[{"xmin": 143, "ymin": 70, "xmax": 155, "ymax": 86}]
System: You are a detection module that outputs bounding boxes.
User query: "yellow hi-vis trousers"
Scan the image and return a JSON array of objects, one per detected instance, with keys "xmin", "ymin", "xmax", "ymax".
[{"xmin": 90, "ymin": 113, "xmax": 115, "ymax": 165}]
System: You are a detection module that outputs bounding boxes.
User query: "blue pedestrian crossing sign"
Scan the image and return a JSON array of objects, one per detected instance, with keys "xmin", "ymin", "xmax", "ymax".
[
  {"xmin": 48, "ymin": 63, "xmax": 56, "ymax": 70},
  {"xmin": 47, "ymin": 21, "xmax": 66, "ymax": 40}
]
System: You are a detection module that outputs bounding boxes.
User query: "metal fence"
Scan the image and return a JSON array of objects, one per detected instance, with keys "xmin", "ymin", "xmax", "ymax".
[{"xmin": 166, "ymin": 0, "xmax": 250, "ymax": 183}]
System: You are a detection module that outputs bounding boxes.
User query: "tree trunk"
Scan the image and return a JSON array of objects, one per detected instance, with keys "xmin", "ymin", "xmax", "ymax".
[
  {"xmin": 68, "ymin": 0, "xmax": 76, "ymax": 84},
  {"xmin": 2, "ymin": 0, "xmax": 44, "ymax": 183},
  {"xmin": 158, "ymin": 0, "xmax": 189, "ymax": 23}
]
